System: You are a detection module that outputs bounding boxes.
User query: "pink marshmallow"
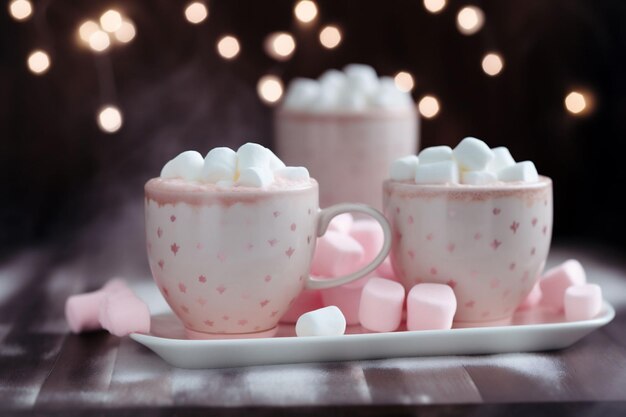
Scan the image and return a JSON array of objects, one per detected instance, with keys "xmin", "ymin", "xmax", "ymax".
[
  {"xmin": 516, "ymin": 282, "xmax": 542, "ymax": 311},
  {"xmin": 375, "ymin": 257, "xmax": 398, "ymax": 281},
  {"xmin": 564, "ymin": 284, "xmax": 603, "ymax": 322},
  {"xmin": 540, "ymin": 260, "xmax": 586, "ymax": 311},
  {"xmin": 280, "ymin": 289, "xmax": 324, "ymax": 323},
  {"xmin": 359, "ymin": 278, "xmax": 405, "ymax": 332},
  {"xmin": 349, "ymin": 219, "xmax": 384, "ymax": 266},
  {"xmin": 99, "ymin": 292, "xmax": 151, "ymax": 337},
  {"xmin": 311, "ymin": 231, "xmax": 364, "ymax": 277},
  {"xmin": 327, "ymin": 213, "xmax": 354, "ymax": 234},
  {"xmin": 320, "ymin": 278, "xmax": 372, "ymax": 325},
  {"xmin": 65, "ymin": 278, "xmax": 130, "ymax": 333},
  {"xmin": 406, "ymin": 283, "xmax": 457, "ymax": 331}
]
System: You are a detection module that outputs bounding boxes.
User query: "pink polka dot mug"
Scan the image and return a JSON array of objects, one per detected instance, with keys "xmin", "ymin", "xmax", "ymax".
[
  {"xmin": 145, "ymin": 178, "xmax": 391, "ymax": 339},
  {"xmin": 383, "ymin": 177, "xmax": 553, "ymax": 327}
]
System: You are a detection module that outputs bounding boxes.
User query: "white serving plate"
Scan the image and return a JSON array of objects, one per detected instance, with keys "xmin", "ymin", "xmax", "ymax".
[{"xmin": 130, "ymin": 302, "xmax": 614, "ymax": 369}]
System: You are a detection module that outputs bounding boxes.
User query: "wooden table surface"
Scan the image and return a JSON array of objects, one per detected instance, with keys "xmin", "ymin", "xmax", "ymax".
[{"xmin": 1, "ymin": 232, "xmax": 625, "ymax": 415}]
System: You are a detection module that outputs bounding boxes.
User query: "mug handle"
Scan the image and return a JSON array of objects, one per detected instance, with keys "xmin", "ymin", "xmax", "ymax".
[{"xmin": 305, "ymin": 203, "xmax": 392, "ymax": 290}]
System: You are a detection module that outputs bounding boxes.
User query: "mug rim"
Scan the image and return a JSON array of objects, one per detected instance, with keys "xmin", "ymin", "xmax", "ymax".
[{"xmin": 384, "ymin": 175, "xmax": 552, "ymax": 193}]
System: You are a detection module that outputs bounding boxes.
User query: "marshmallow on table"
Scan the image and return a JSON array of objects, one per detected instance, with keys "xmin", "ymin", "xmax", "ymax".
[
  {"xmin": 564, "ymin": 284, "xmax": 603, "ymax": 321},
  {"xmin": 274, "ymin": 166, "xmax": 310, "ymax": 182},
  {"xmin": 238, "ymin": 167, "xmax": 274, "ymax": 188},
  {"xmin": 406, "ymin": 283, "xmax": 457, "ymax": 331},
  {"xmin": 540, "ymin": 259, "xmax": 586, "ymax": 310},
  {"xmin": 390, "ymin": 155, "xmax": 419, "ymax": 181},
  {"xmin": 498, "ymin": 161, "xmax": 539, "ymax": 183},
  {"xmin": 516, "ymin": 282, "xmax": 542, "ymax": 311},
  {"xmin": 160, "ymin": 151, "xmax": 204, "ymax": 181},
  {"xmin": 349, "ymin": 219, "xmax": 384, "ymax": 265},
  {"xmin": 488, "ymin": 147, "xmax": 516, "ymax": 173},
  {"xmin": 418, "ymin": 146, "xmax": 453, "ymax": 165},
  {"xmin": 414, "ymin": 160, "xmax": 459, "ymax": 185},
  {"xmin": 65, "ymin": 278, "xmax": 130, "ymax": 333},
  {"xmin": 296, "ymin": 306, "xmax": 347, "ymax": 337},
  {"xmin": 311, "ymin": 231, "xmax": 364, "ymax": 277},
  {"xmin": 280, "ymin": 289, "xmax": 324, "ymax": 324},
  {"xmin": 359, "ymin": 278, "xmax": 405, "ymax": 332},
  {"xmin": 327, "ymin": 213, "xmax": 354, "ymax": 234},
  {"xmin": 453, "ymin": 137, "xmax": 494, "ymax": 171},
  {"xmin": 99, "ymin": 290, "xmax": 151, "ymax": 337},
  {"xmin": 201, "ymin": 147, "xmax": 237, "ymax": 183},
  {"xmin": 461, "ymin": 170, "xmax": 498, "ymax": 185},
  {"xmin": 283, "ymin": 78, "xmax": 320, "ymax": 110}
]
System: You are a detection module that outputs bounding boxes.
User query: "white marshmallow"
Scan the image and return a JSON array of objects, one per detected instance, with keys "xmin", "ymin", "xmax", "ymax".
[
  {"xmin": 344, "ymin": 64, "xmax": 379, "ymax": 95},
  {"xmin": 461, "ymin": 170, "xmax": 498, "ymax": 185},
  {"xmin": 418, "ymin": 146, "xmax": 453, "ymax": 165},
  {"xmin": 268, "ymin": 149, "xmax": 286, "ymax": 171},
  {"xmin": 390, "ymin": 155, "xmax": 419, "ymax": 181},
  {"xmin": 274, "ymin": 166, "xmax": 310, "ymax": 182},
  {"xmin": 371, "ymin": 86, "xmax": 412, "ymax": 110},
  {"xmin": 310, "ymin": 88, "xmax": 341, "ymax": 112},
  {"xmin": 282, "ymin": 78, "xmax": 320, "ymax": 110},
  {"xmin": 488, "ymin": 147, "xmax": 516, "ymax": 173},
  {"xmin": 498, "ymin": 161, "xmax": 539, "ymax": 183},
  {"xmin": 295, "ymin": 306, "xmax": 346, "ymax": 337},
  {"xmin": 319, "ymin": 69, "xmax": 347, "ymax": 92},
  {"xmin": 237, "ymin": 167, "xmax": 274, "ymax": 188},
  {"xmin": 337, "ymin": 89, "xmax": 368, "ymax": 111},
  {"xmin": 216, "ymin": 179, "xmax": 234, "ymax": 189},
  {"xmin": 160, "ymin": 151, "xmax": 204, "ymax": 181},
  {"xmin": 201, "ymin": 147, "xmax": 237, "ymax": 183},
  {"xmin": 453, "ymin": 137, "xmax": 494, "ymax": 171},
  {"xmin": 237, "ymin": 143, "xmax": 271, "ymax": 171},
  {"xmin": 414, "ymin": 160, "xmax": 459, "ymax": 184}
]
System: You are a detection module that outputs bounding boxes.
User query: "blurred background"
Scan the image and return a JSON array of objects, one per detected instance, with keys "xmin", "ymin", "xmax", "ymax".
[{"xmin": 1, "ymin": 0, "xmax": 625, "ymax": 273}]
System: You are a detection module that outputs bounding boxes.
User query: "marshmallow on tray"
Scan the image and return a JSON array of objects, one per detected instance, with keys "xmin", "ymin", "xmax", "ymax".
[
  {"xmin": 414, "ymin": 160, "xmax": 459, "ymax": 185},
  {"xmin": 99, "ymin": 291, "xmax": 151, "ymax": 337},
  {"xmin": 406, "ymin": 283, "xmax": 457, "ymax": 331},
  {"xmin": 516, "ymin": 282, "xmax": 542, "ymax": 311},
  {"xmin": 311, "ymin": 231, "xmax": 364, "ymax": 277},
  {"xmin": 280, "ymin": 289, "xmax": 324, "ymax": 324},
  {"xmin": 453, "ymin": 137, "xmax": 495, "ymax": 171},
  {"xmin": 327, "ymin": 213, "xmax": 354, "ymax": 234},
  {"xmin": 65, "ymin": 278, "xmax": 130, "ymax": 333},
  {"xmin": 390, "ymin": 155, "xmax": 419, "ymax": 181},
  {"xmin": 349, "ymin": 219, "xmax": 384, "ymax": 265},
  {"xmin": 498, "ymin": 161, "xmax": 539, "ymax": 183},
  {"xmin": 295, "ymin": 306, "xmax": 347, "ymax": 337},
  {"xmin": 418, "ymin": 146, "xmax": 453, "ymax": 165},
  {"xmin": 160, "ymin": 151, "xmax": 204, "ymax": 181},
  {"xmin": 320, "ymin": 277, "xmax": 370, "ymax": 325},
  {"xmin": 359, "ymin": 278, "xmax": 405, "ymax": 332},
  {"xmin": 201, "ymin": 147, "xmax": 237, "ymax": 183},
  {"xmin": 540, "ymin": 260, "xmax": 586, "ymax": 310},
  {"xmin": 564, "ymin": 284, "xmax": 603, "ymax": 321}
]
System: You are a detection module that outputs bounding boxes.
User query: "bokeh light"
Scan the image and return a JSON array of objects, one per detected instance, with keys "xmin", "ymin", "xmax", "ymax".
[
  {"xmin": 27, "ymin": 50, "xmax": 50, "ymax": 75},
  {"xmin": 482, "ymin": 52, "xmax": 504, "ymax": 76},
  {"xmin": 319, "ymin": 25, "xmax": 342, "ymax": 49},
  {"xmin": 88, "ymin": 30, "xmax": 111, "ymax": 52},
  {"xmin": 456, "ymin": 6, "xmax": 484, "ymax": 35},
  {"xmin": 564, "ymin": 91, "xmax": 589, "ymax": 115},
  {"xmin": 423, "ymin": 0, "xmax": 446, "ymax": 14},
  {"xmin": 100, "ymin": 10, "xmax": 123, "ymax": 33},
  {"xmin": 257, "ymin": 75, "xmax": 284, "ymax": 104},
  {"xmin": 114, "ymin": 20, "xmax": 136, "ymax": 43},
  {"xmin": 264, "ymin": 32, "xmax": 296, "ymax": 61},
  {"xmin": 418, "ymin": 95, "xmax": 440, "ymax": 118},
  {"xmin": 394, "ymin": 71, "xmax": 415, "ymax": 92},
  {"xmin": 184, "ymin": 2, "xmax": 208, "ymax": 24},
  {"xmin": 78, "ymin": 20, "xmax": 100, "ymax": 44},
  {"xmin": 8, "ymin": 0, "xmax": 32, "ymax": 21},
  {"xmin": 97, "ymin": 106, "xmax": 123, "ymax": 133},
  {"xmin": 217, "ymin": 35, "xmax": 240, "ymax": 60},
  {"xmin": 294, "ymin": 0, "xmax": 318, "ymax": 23}
]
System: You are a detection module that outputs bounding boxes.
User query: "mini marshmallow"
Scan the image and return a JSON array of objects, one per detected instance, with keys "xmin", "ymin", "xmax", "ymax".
[
  {"xmin": 344, "ymin": 64, "xmax": 379, "ymax": 95},
  {"xmin": 359, "ymin": 278, "xmax": 405, "ymax": 332},
  {"xmin": 349, "ymin": 219, "xmax": 384, "ymax": 265},
  {"xmin": 327, "ymin": 213, "xmax": 354, "ymax": 234},
  {"xmin": 201, "ymin": 147, "xmax": 237, "ymax": 183},
  {"xmin": 540, "ymin": 260, "xmax": 586, "ymax": 310},
  {"xmin": 498, "ymin": 161, "xmax": 539, "ymax": 183},
  {"xmin": 453, "ymin": 137, "xmax": 494, "ymax": 171},
  {"xmin": 564, "ymin": 284, "xmax": 603, "ymax": 322},
  {"xmin": 237, "ymin": 143, "xmax": 271, "ymax": 171},
  {"xmin": 390, "ymin": 155, "xmax": 419, "ymax": 181},
  {"xmin": 406, "ymin": 283, "xmax": 457, "ymax": 331},
  {"xmin": 516, "ymin": 282, "xmax": 542, "ymax": 311},
  {"xmin": 273, "ymin": 166, "xmax": 310, "ymax": 182},
  {"xmin": 65, "ymin": 278, "xmax": 130, "ymax": 333},
  {"xmin": 414, "ymin": 160, "xmax": 459, "ymax": 184},
  {"xmin": 280, "ymin": 290, "xmax": 324, "ymax": 324},
  {"xmin": 320, "ymin": 282, "xmax": 366, "ymax": 325},
  {"xmin": 282, "ymin": 78, "xmax": 320, "ymax": 110},
  {"xmin": 311, "ymin": 231, "xmax": 364, "ymax": 277},
  {"xmin": 488, "ymin": 147, "xmax": 516, "ymax": 173},
  {"xmin": 461, "ymin": 170, "xmax": 498, "ymax": 185},
  {"xmin": 295, "ymin": 306, "xmax": 346, "ymax": 337},
  {"xmin": 418, "ymin": 146, "xmax": 453, "ymax": 165},
  {"xmin": 99, "ymin": 291, "xmax": 151, "ymax": 337},
  {"xmin": 237, "ymin": 167, "xmax": 274, "ymax": 188},
  {"xmin": 160, "ymin": 151, "xmax": 204, "ymax": 181}
]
